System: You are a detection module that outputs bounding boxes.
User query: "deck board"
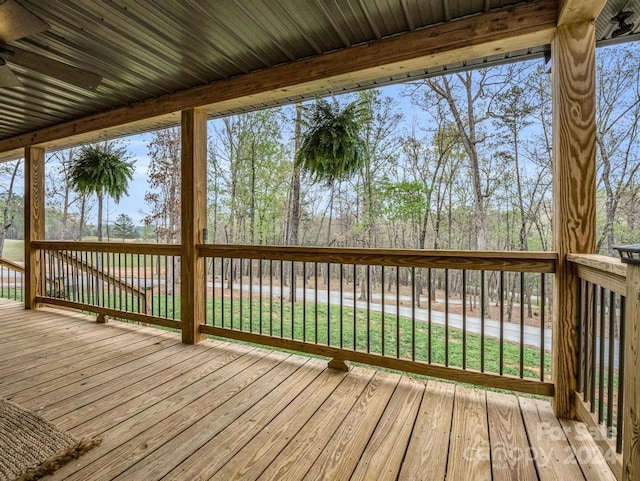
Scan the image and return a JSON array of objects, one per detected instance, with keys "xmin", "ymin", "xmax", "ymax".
[
  {"xmin": 0, "ymin": 299, "xmax": 616, "ymax": 481},
  {"xmin": 201, "ymin": 361, "xmax": 345, "ymax": 481},
  {"xmin": 255, "ymin": 367, "xmax": 376, "ymax": 481},
  {"xmin": 487, "ymin": 390, "xmax": 538, "ymax": 481},
  {"xmin": 399, "ymin": 380, "xmax": 455, "ymax": 481},
  {"xmin": 447, "ymin": 386, "xmax": 492, "ymax": 481}
]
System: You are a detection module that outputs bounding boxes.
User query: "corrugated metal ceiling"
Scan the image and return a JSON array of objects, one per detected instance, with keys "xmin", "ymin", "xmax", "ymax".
[{"xmin": 0, "ymin": 0, "xmax": 638, "ymax": 147}]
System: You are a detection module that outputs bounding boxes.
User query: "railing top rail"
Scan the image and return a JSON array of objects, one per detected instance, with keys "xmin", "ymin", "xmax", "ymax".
[
  {"xmin": 567, "ymin": 253, "xmax": 627, "ymax": 278},
  {"xmin": 32, "ymin": 241, "xmax": 181, "ymax": 256},
  {"xmin": 568, "ymin": 253, "xmax": 627, "ymax": 296},
  {"xmin": 0, "ymin": 257, "xmax": 24, "ymax": 273},
  {"xmin": 198, "ymin": 244, "xmax": 557, "ymax": 273}
]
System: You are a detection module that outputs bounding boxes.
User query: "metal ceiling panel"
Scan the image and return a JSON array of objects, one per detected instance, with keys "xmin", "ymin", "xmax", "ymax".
[{"xmin": 0, "ymin": 0, "xmax": 638, "ymax": 152}]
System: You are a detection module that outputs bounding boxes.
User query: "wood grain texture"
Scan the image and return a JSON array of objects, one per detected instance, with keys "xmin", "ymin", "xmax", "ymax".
[
  {"xmin": 198, "ymin": 244, "xmax": 557, "ymax": 273},
  {"xmin": 31, "ymin": 240, "xmax": 180, "ymax": 256},
  {"xmin": 0, "ymin": 257, "xmax": 24, "ymax": 272},
  {"xmin": 0, "ymin": 1, "xmax": 557, "ymax": 162},
  {"xmin": 181, "ymin": 108, "xmax": 208, "ymax": 344},
  {"xmin": 115, "ymin": 358, "xmax": 320, "ymax": 481},
  {"xmin": 574, "ymin": 397, "xmax": 622, "ymax": 480},
  {"xmin": 520, "ymin": 397, "xmax": 587, "ymax": 481},
  {"xmin": 61, "ymin": 351, "xmax": 294, "ymax": 481},
  {"xmin": 487, "ymin": 391, "xmax": 538, "ymax": 481},
  {"xmin": 0, "ymin": 300, "xmax": 619, "ymax": 481},
  {"xmin": 0, "ymin": 333, "xmax": 168, "ymax": 396},
  {"xmin": 163, "ymin": 364, "xmax": 350, "ymax": 481},
  {"xmin": 199, "ymin": 324, "xmax": 554, "ymax": 396},
  {"xmin": 560, "ymin": 418, "xmax": 617, "ymax": 481},
  {"xmin": 350, "ymin": 376, "xmax": 424, "ymax": 481},
  {"xmin": 447, "ymin": 386, "xmax": 491, "ymax": 481},
  {"xmin": 254, "ymin": 367, "xmax": 375, "ymax": 481},
  {"xmin": 302, "ymin": 372, "xmax": 401, "ymax": 481},
  {"xmin": 5, "ymin": 336, "xmax": 179, "ymax": 405},
  {"xmin": 398, "ymin": 381, "xmax": 454, "ymax": 481},
  {"xmin": 36, "ymin": 297, "xmax": 181, "ymax": 330},
  {"xmin": 569, "ymin": 254, "xmax": 627, "ymax": 295},
  {"xmin": 24, "ymin": 341, "xmax": 188, "ymax": 418},
  {"xmin": 623, "ymin": 263, "xmax": 640, "ymax": 481},
  {"xmin": 65, "ymin": 344, "xmax": 253, "ymax": 438},
  {"xmin": 567, "ymin": 254, "xmax": 627, "ymax": 278},
  {"xmin": 573, "ymin": 264, "xmax": 627, "ymax": 297},
  {"xmin": 558, "ymin": 0, "xmax": 608, "ymax": 26},
  {"xmin": 551, "ymin": 21, "xmax": 596, "ymax": 419},
  {"xmin": 24, "ymin": 146, "xmax": 45, "ymax": 309}
]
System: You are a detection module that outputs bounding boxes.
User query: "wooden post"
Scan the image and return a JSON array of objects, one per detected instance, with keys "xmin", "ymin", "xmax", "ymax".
[
  {"xmin": 181, "ymin": 108, "xmax": 207, "ymax": 344},
  {"xmin": 551, "ymin": 21, "xmax": 596, "ymax": 419},
  {"xmin": 623, "ymin": 262, "xmax": 640, "ymax": 481},
  {"xmin": 24, "ymin": 146, "xmax": 45, "ymax": 310}
]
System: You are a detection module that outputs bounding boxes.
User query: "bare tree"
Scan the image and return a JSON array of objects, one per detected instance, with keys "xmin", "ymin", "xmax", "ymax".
[
  {"xmin": 145, "ymin": 128, "xmax": 182, "ymax": 244},
  {"xmin": 595, "ymin": 45, "xmax": 640, "ymax": 255},
  {"xmin": 0, "ymin": 159, "xmax": 22, "ymax": 256}
]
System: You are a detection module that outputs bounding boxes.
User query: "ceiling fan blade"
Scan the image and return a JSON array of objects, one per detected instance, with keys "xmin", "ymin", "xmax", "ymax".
[
  {"xmin": 0, "ymin": 58, "xmax": 22, "ymax": 87},
  {"xmin": 3, "ymin": 45, "xmax": 102, "ymax": 89},
  {"xmin": 0, "ymin": 0, "xmax": 49, "ymax": 43}
]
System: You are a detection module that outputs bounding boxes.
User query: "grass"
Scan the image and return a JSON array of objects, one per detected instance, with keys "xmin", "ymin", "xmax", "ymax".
[
  {"xmin": 0, "ymin": 284, "xmax": 555, "ymax": 394},
  {"xmin": 2, "ymin": 239, "xmax": 24, "ymax": 262},
  {"xmin": 0, "ymin": 288, "xmax": 24, "ymax": 302},
  {"xmin": 0, "ymin": 271, "xmax": 551, "ymax": 382},
  {"xmin": 90, "ymin": 292, "xmax": 551, "ymax": 381}
]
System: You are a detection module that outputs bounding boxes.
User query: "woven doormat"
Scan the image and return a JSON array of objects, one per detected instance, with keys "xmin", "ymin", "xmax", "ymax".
[{"xmin": 0, "ymin": 399, "xmax": 101, "ymax": 481}]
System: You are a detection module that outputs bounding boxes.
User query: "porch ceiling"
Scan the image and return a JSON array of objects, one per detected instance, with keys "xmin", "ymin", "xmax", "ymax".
[{"xmin": 0, "ymin": 0, "xmax": 636, "ymax": 161}]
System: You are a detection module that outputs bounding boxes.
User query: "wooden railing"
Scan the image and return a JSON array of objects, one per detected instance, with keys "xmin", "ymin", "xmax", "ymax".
[
  {"xmin": 569, "ymin": 253, "xmax": 639, "ymax": 481},
  {"xmin": 198, "ymin": 245, "xmax": 556, "ymax": 395},
  {"xmin": 33, "ymin": 241, "xmax": 181, "ymax": 330},
  {"xmin": 0, "ymin": 257, "xmax": 24, "ymax": 302},
  {"xmin": 29, "ymin": 242, "xmax": 559, "ymax": 396}
]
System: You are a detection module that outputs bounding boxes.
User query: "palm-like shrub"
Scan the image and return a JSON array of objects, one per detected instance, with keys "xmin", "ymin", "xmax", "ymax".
[{"xmin": 295, "ymin": 99, "xmax": 367, "ymax": 185}]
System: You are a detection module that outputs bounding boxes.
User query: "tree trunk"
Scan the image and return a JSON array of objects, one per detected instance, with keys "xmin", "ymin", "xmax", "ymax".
[
  {"xmin": 78, "ymin": 196, "xmax": 86, "ymax": 240},
  {"xmin": 287, "ymin": 103, "xmax": 303, "ymax": 301},
  {"xmin": 0, "ymin": 160, "xmax": 21, "ymax": 257},
  {"xmin": 97, "ymin": 193, "xmax": 104, "ymax": 241}
]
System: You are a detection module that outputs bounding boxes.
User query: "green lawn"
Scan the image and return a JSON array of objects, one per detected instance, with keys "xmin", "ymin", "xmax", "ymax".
[
  {"xmin": 0, "ymin": 287, "xmax": 23, "ymax": 302},
  {"xmin": 2, "ymin": 239, "xmax": 24, "ymax": 262},
  {"xmin": 67, "ymin": 290, "xmax": 551, "ymax": 381},
  {"xmin": 131, "ymin": 293, "xmax": 550, "ymax": 381}
]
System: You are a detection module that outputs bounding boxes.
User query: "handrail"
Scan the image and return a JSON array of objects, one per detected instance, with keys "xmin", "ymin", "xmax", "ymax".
[
  {"xmin": 198, "ymin": 244, "xmax": 557, "ymax": 273},
  {"xmin": 0, "ymin": 257, "xmax": 24, "ymax": 273},
  {"xmin": 32, "ymin": 241, "xmax": 181, "ymax": 256},
  {"xmin": 569, "ymin": 254, "xmax": 626, "ymax": 480},
  {"xmin": 0, "ymin": 256, "xmax": 24, "ymax": 302},
  {"xmin": 199, "ymin": 248, "xmax": 555, "ymax": 396},
  {"xmin": 568, "ymin": 253, "xmax": 626, "ymax": 296},
  {"xmin": 28, "ymin": 242, "xmax": 557, "ymax": 396}
]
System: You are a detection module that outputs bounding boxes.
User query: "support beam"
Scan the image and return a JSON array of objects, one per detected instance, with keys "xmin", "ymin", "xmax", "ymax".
[
  {"xmin": 623, "ymin": 262, "xmax": 640, "ymax": 481},
  {"xmin": 551, "ymin": 22, "xmax": 597, "ymax": 419},
  {"xmin": 0, "ymin": 0, "xmax": 557, "ymax": 162},
  {"xmin": 558, "ymin": 0, "xmax": 607, "ymax": 26},
  {"xmin": 24, "ymin": 146, "xmax": 45, "ymax": 309},
  {"xmin": 180, "ymin": 108, "xmax": 207, "ymax": 344}
]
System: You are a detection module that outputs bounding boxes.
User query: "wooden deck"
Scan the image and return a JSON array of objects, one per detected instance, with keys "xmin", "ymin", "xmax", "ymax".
[{"xmin": 0, "ymin": 299, "xmax": 615, "ymax": 481}]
